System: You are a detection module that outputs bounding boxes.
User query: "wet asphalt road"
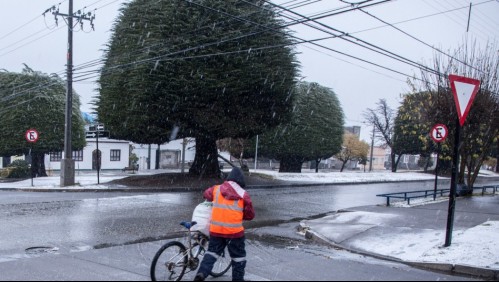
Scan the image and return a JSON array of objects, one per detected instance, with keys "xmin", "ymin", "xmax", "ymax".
[
  {"xmin": 0, "ymin": 179, "xmax": 492, "ymax": 281},
  {"xmin": 0, "ymin": 181, "xmax": 454, "ymax": 256}
]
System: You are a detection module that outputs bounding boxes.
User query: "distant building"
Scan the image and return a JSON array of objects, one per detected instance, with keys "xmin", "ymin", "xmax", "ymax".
[
  {"xmin": 368, "ymin": 146, "xmax": 389, "ymax": 170},
  {"xmin": 344, "ymin": 126, "xmax": 361, "ymax": 138},
  {"xmin": 132, "ymin": 138, "xmax": 196, "ymax": 170}
]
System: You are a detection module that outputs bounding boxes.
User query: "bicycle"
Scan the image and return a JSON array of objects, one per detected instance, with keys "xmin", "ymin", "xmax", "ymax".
[{"xmin": 150, "ymin": 221, "xmax": 232, "ymax": 281}]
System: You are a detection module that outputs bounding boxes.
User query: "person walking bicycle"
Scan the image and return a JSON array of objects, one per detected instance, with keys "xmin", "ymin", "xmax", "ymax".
[{"xmin": 194, "ymin": 167, "xmax": 255, "ymax": 281}]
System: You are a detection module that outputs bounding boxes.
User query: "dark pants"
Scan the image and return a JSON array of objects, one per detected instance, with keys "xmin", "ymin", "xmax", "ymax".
[{"xmin": 196, "ymin": 236, "xmax": 246, "ymax": 281}]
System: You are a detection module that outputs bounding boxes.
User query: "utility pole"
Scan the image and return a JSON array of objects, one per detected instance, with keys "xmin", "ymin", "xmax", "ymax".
[
  {"xmin": 47, "ymin": 1, "xmax": 95, "ymax": 186},
  {"xmin": 369, "ymin": 125, "xmax": 375, "ymax": 172},
  {"xmin": 254, "ymin": 135, "xmax": 259, "ymax": 170}
]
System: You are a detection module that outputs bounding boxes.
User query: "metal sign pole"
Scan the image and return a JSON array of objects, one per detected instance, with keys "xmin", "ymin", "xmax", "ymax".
[
  {"xmin": 433, "ymin": 143, "xmax": 441, "ymax": 201},
  {"xmin": 445, "ymin": 119, "xmax": 460, "ymax": 247},
  {"xmin": 97, "ymin": 124, "xmax": 100, "ymax": 185},
  {"xmin": 29, "ymin": 148, "xmax": 33, "ymax": 187}
]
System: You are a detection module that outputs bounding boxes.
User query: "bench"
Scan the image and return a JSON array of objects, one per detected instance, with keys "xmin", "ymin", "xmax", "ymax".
[
  {"xmin": 122, "ymin": 165, "xmax": 139, "ymax": 172},
  {"xmin": 377, "ymin": 189, "xmax": 451, "ymax": 206},
  {"xmin": 377, "ymin": 185, "xmax": 499, "ymax": 206}
]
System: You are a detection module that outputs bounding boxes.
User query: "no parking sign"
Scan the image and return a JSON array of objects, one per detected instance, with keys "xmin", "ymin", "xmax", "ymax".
[
  {"xmin": 25, "ymin": 129, "xmax": 39, "ymax": 143},
  {"xmin": 430, "ymin": 124, "xmax": 448, "ymax": 143}
]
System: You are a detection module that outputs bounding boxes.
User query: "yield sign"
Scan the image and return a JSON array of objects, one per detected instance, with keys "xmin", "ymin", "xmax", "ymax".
[{"xmin": 449, "ymin": 74, "xmax": 481, "ymax": 126}]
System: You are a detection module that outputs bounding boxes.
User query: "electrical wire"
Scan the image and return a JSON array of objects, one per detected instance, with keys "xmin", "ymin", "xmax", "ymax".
[
  {"xmin": 358, "ymin": 9, "xmax": 484, "ymax": 74},
  {"xmin": 2, "ymin": 0, "xmax": 497, "ymax": 107}
]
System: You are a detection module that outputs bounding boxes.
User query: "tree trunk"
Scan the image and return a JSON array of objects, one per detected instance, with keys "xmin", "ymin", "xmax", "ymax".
[
  {"xmin": 496, "ymin": 140, "xmax": 499, "ymax": 173},
  {"xmin": 279, "ymin": 156, "xmax": 303, "ymax": 173},
  {"xmin": 30, "ymin": 152, "xmax": 47, "ymax": 177},
  {"xmin": 155, "ymin": 144, "xmax": 161, "ymax": 170},
  {"xmin": 423, "ymin": 156, "xmax": 430, "ymax": 172},
  {"xmin": 458, "ymin": 155, "xmax": 466, "ymax": 185},
  {"xmin": 189, "ymin": 136, "xmax": 220, "ymax": 177},
  {"xmin": 391, "ymin": 152, "xmax": 397, "ymax": 172},
  {"xmin": 393, "ymin": 154, "xmax": 402, "ymax": 173},
  {"xmin": 315, "ymin": 158, "xmax": 321, "ymax": 173},
  {"xmin": 340, "ymin": 160, "xmax": 347, "ymax": 172}
]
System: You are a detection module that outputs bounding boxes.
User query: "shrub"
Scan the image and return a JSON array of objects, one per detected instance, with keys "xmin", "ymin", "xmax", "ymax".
[{"xmin": 6, "ymin": 160, "xmax": 30, "ymax": 178}]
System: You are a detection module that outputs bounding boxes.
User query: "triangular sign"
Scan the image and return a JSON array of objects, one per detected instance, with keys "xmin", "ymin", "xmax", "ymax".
[{"xmin": 449, "ymin": 74, "xmax": 480, "ymax": 126}]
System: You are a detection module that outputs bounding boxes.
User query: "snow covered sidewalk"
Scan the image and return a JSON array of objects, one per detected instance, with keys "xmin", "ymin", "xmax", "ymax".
[{"xmin": 301, "ymin": 195, "xmax": 499, "ymax": 279}]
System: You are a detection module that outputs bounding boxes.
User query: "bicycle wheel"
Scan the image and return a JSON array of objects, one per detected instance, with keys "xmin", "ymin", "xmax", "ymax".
[
  {"xmin": 210, "ymin": 248, "xmax": 232, "ymax": 278},
  {"xmin": 150, "ymin": 241, "xmax": 188, "ymax": 281}
]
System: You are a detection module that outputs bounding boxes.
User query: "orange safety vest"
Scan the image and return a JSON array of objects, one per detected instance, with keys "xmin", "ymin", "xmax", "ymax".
[{"xmin": 210, "ymin": 185, "xmax": 244, "ymax": 235}]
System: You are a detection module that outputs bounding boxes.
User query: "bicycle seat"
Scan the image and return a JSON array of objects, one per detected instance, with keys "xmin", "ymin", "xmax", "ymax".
[{"xmin": 180, "ymin": 221, "xmax": 197, "ymax": 230}]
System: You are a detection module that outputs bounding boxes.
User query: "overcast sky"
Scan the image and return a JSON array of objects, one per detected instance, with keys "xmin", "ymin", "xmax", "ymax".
[{"xmin": 1, "ymin": 0, "xmax": 498, "ymax": 141}]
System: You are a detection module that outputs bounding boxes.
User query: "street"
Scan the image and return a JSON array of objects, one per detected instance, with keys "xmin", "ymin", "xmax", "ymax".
[{"xmin": 0, "ymin": 180, "xmax": 486, "ymax": 280}]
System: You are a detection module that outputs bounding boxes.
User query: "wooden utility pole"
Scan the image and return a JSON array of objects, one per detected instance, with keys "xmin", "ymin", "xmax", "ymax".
[{"xmin": 49, "ymin": 1, "xmax": 95, "ymax": 186}]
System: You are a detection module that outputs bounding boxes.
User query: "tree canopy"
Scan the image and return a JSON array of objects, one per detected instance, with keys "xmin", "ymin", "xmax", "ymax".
[
  {"xmin": 247, "ymin": 81, "xmax": 344, "ymax": 172},
  {"xmin": 407, "ymin": 41, "xmax": 498, "ymax": 186},
  {"xmin": 96, "ymin": 0, "xmax": 299, "ymax": 176},
  {"xmin": 0, "ymin": 67, "xmax": 86, "ymax": 176},
  {"xmin": 336, "ymin": 133, "xmax": 369, "ymax": 172}
]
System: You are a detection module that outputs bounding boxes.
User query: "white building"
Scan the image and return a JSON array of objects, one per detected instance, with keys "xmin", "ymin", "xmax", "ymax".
[
  {"xmin": 2, "ymin": 136, "xmax": 221, "ymax": 173},
  {"xmin": 132, "ymin": 138, "xmax": 197, "ymax": 170},
  {"xmin": 45, "ymin": 138, "xmax": 131, "ymax": 172}
]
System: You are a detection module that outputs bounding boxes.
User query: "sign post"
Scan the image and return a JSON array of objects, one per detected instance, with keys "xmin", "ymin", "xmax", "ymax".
[
  {"xmin": 430, "ymin": 124, "xmax": 448, "ymax": 200},
  {"xmin": 445, "ymin": 75, "xmax": 480, "ymax": 247},
  {"xmin": 25, "ymin": 129, "xmax": 39, "ymax": 187}
]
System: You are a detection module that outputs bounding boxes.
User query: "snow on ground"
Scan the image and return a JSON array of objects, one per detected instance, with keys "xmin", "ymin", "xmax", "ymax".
[
  {"xmin": 1, "ymin": 168, "xmax": 497, "ymax": 190},
  {"xmin": 347, "ymin": 212, "xmax": 499, "ymax": 270},
  {"xmin": 2, "ymin": 168, "xmax": 498, "ymax": 271},
  {"xmin": 417, "ymin": 221, "xmax": 499, "ymax": 268},
  {"xmin": 251, "ymin": 169, "xmax": 442, "ymax": 183},
  {"xmin": 0, "ymin": 169, "xmax": 449, "ymax": 189}
]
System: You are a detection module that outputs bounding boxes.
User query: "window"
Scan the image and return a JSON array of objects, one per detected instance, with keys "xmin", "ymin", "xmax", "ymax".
[
  {"xmin": 72, "ymin": 150, "xmax": 84, "ymax": 162},
  {"xmin": 110, "ymin": 150, "xmax": 121, "ymax": 161},
  {"xmin": 50, "ymin": 152, "xmax": 62, "ymax": 162}
]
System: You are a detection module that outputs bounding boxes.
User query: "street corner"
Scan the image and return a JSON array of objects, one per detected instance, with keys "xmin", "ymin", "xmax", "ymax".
[{"xmin": 300, "ymin": 210, "xmax": 400, "ymax": 243}]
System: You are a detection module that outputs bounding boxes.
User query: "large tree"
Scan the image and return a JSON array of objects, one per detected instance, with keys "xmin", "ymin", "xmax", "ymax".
[
  {"xmin": 393, "ymin": 91, "xmax": 438, "ymax": 172},
  {"xmin": 0, "ymin": 67, "xmax": 86, "ymax": 177},
  {"xmin": 410, "ymin": 41, "xmax": 499, "ymax": 187},
  {"xmin": 245, "ymin": 81, "xmax": 344, "ymax": 172},
  {"xmin": 96, "ymin": 0, "xmax": 299, "ymax": 177}
]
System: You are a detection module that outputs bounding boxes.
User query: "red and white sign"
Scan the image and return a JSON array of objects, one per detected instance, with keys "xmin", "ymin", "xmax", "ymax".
[
  {"xmin": 25, "ymin": 129, "xmax": 39, "ymax": 143},
  {"xmin": 430, "ymin": 124, "xmax": 448, "ymax": 143},
  {"xmin": 449, "ymin": 74, "xmax": 481, "ymax": 126}
]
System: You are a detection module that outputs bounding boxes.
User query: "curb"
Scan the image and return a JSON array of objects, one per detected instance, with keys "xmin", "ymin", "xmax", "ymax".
[{"xmin": 298, "ymin": 222, "xmax": 499, "ymax": 280}]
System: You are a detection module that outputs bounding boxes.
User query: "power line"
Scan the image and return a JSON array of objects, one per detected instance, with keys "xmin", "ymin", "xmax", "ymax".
[
  {"xmin": 0, "ymin": 0, "xmax": 68, "ymax": 41},
  {"xmin": 2, "ymin": 0, "xmax": 495, "ymax": 104},
  {"xmin": 358, "ymin": 9, "xmax": 484, "ymax": 74},
  {"xmin": 5, "ymin": 0, "xmax": 418, "ymax": 96}
]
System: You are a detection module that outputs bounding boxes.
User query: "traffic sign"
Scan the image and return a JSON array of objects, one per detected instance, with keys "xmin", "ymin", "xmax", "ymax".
[
  {"xmin": 25, "ymin": 129, "xmax": 39, "ymax": 143},
  {"xmin": 85, "ymin": 131, "xmax": 109, "ymax": 139},
  {"xmin": 430, "ymin": 124, "xmax": 448, "ymax": 143},
  {"xmin": 449, "ymin": 74, "xmax": 481, "ymax": 126}
]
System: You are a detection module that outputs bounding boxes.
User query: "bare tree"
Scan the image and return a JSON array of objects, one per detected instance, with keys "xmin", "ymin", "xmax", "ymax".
[{"xmin": 364, "ymin": 99, "xmax": 400, "ymax": 172}]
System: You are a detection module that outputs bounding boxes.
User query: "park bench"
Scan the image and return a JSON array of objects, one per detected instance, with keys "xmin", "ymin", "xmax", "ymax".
[
  {"xmin": 122, "ymin": 165, "xmax": 139, "ymax": 173},
  {"xmin": 377, "ymin": 185, "xmax": 499, "ymax": 206}
]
